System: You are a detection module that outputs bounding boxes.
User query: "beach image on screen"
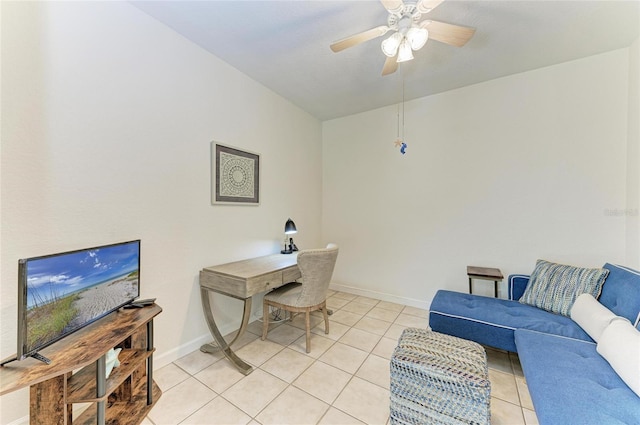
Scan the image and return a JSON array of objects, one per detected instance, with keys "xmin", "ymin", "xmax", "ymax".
[{"xmin": 24, "ymin": 242, "xmax": 139, "ymax": 354}]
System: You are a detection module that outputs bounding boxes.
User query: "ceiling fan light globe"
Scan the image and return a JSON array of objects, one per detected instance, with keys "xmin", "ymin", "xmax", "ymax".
[
  {"xmin": 381, "ymin": 32, "xmax": 403, "ymax": 57},
  {"xmin": 396, "ymin": 39, "xmax": 414, "ymax": 62},
  {"xmin": 406, "ymin": 27, "xmax": 428, "ymax": 50}
]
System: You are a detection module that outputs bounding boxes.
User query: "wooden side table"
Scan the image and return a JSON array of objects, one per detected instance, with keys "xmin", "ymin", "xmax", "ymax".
[{"xmin": 467, "ymin": 266, "xmax": 503, "ymax": 298}]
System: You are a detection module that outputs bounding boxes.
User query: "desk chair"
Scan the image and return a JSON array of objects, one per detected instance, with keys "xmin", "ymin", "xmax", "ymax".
[{"xmin": 262, "ymin": 243, "xmax": 339, "ymax": 353}]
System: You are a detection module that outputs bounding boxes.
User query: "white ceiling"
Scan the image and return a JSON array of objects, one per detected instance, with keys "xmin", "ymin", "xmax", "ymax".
[{"xmin": 131, "ymin": 0, "xmax": 640, "ymax": 121}]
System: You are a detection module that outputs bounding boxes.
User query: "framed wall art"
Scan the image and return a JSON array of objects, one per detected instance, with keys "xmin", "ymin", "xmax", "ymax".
[{"xmin": 211, "ymin": 143, "xmax": 260, "ymax": 205}]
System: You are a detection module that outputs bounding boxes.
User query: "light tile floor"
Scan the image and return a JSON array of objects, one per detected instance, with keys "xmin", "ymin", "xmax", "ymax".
[{"xmin": 143, "ymin": 291, "xmax": 538, "ymax": 425}]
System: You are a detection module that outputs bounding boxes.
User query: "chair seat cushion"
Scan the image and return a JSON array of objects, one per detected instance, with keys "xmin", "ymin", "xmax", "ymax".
[{"xmin": 264, "ymin": 282, "xmax": 303, "ymax": 306}]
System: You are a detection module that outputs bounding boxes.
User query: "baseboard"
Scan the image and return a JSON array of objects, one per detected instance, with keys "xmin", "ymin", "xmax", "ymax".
[
  {"xmin": 4, "ymin": 416, "xmax": 27, "ymax": 425},
  {"xmin": 329, "ymin": 282, "xmax": 431, "ymax": 310},
  {"xmin": 153, "ymin": 310, "xmax": 265, "ymax": 369},
  {"xmin": 154, "ymin": 333, "xmax": 213, "ymax": 369},
  {"xmin": 154, "ymin": 285, "xmax": 430, "ymax": 369}
]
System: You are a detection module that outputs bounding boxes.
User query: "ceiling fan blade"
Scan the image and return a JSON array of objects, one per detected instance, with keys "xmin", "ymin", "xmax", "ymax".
[
  {"xmin": 416, "ymin": 0, "xmax": 445, "ymax": 14},
  {"xmin": 421, "ymin": 20, "xmax": 476, "ymax": 47},
  {"xmin": 330, "ymin": 26, "xmax": 390, "ymax": 52},
  {"xmin": 380, "ymin": 0, "xmax": 404, "ymax": 14},
  {"xmin": 382, "ymin": 56, "xmax": 398, "ymax": 76}
]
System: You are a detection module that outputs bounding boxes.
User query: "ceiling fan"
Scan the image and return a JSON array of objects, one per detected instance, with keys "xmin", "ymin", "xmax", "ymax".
[{"xmin": 330, "ymin": 0, "xmax": 476, "ymax": 76}]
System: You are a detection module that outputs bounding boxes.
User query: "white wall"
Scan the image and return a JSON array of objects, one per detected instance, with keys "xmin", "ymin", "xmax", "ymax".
[
  {"xmin": 1, "ymin": 2, "xmax": 637, "ymax": 422},
  {"xmin": 323, "ymin": 48, "xmax": 632, "ymax": 307},
  {"xmin": 0, "ymin": 2, "xmax": 321, "ymax": 422}
]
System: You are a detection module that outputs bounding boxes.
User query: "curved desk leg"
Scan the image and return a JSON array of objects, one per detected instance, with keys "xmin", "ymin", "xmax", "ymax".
[{"xmin": 199, "ymin": 287, "xmax": 253, "ymax": 375}]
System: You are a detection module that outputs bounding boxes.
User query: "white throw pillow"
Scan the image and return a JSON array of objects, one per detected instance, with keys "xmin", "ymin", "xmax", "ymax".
[
  {"xmin": 597, "ymin": 319, "xmax": 640, "ymax": 397},
  {"xmin": 570, "ymin": 293, "xmax": 619, "ymax": 342}
]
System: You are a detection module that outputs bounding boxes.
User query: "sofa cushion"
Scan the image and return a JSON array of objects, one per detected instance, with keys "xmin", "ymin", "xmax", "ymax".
[
  {"xmin": 515, "ymin": 329, "xmax": 640, "ymax": 425},
  {"xmin": 600, "ymin": 263, "xmax": 640, "ymax": 324},
  {"xmin": 519, "ymin": 259, "xmax": 608, "ymax": 316},
  {"xmin": 570, "ymin": 293, "xmax": 620, "ymax": 342},
  {"xmin": 597, "ymin": 319, "xmax": 640, "ymax": 397},
  {"xmin": 429, "ymin": 290, "xmax": 591, "ymax": 352}
]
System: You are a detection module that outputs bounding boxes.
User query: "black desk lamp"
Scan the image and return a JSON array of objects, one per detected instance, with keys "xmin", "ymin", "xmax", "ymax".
[{"xmin": 280, "ymin": 218, "xmax": 298, "ymax": 254}]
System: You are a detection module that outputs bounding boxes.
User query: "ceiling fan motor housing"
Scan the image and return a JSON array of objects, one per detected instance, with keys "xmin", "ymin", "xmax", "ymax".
[
  {"xmin": 383, "ymin": 3, "xmax": 429, "ymax": 59},
  {"xmin": 387, "ymin": 4, "xmax": 423, "ymax": 33}
]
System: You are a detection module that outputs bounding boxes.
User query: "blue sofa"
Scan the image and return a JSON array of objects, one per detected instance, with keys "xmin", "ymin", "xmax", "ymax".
[{"xmin": 429, "ymin": 263, "xmax": 640, "ymax": 425}]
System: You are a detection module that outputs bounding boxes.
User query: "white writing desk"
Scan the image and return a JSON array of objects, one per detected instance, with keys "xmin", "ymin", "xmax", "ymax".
[{"xmin": 199, "ymin": 253, "xmax": 300, "ymax": 374}]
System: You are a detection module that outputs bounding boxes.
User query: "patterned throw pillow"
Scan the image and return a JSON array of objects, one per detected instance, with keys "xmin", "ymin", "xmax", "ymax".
[{"xmin": 519, "ymin": 259, "xmax": 609, "ymax": 316}]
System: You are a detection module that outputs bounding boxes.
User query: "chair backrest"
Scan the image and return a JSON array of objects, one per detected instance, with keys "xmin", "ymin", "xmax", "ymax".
[{"xmin": 294, "ymin": 243, "xmax": 339, "ymax": 307}]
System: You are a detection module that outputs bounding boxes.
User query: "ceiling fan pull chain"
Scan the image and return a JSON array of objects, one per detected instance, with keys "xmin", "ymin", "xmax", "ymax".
[
  {"xmin": 397, "ymin": 103, "xmax": 401, "ymax": 140},
  {"xmin": 394, "ymin": 78, "xmax": 408, "ymax": 155},
  {"xmin": 401, "ymin": 78, "xmax": 407, "ymax": 154}
]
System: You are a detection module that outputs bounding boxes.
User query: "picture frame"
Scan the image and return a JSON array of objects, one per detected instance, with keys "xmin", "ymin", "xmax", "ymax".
[{"xmin": 211, "ymin": 142, "xmax": 260, "ymax": 205}]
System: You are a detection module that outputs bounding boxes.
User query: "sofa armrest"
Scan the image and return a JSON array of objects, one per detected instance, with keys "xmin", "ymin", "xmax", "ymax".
[{"xmin": 508, "ymin": 275, "xmax": 530, "ymax": 301}]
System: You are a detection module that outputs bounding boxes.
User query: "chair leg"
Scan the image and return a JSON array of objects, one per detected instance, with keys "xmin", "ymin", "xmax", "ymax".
[
  {"xmin": 262, "ymin": 302, "xmax": 269, "ymax": 341},
  {"xmin": 322, "ymin": 303, "xmax": 329, "ymax": 335},
  {"xmin": 305, "ymin": 310, "xmax": 311, "ymax": 353}
]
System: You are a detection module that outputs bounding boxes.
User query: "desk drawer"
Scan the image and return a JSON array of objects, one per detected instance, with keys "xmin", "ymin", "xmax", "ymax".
[
  {"xmin": 200, "ymin": 271, "xmax": 249, "ymax": 298},
  {"xmin": 247, "ymin": 271, "xmax": 283, "ymax": 296}
]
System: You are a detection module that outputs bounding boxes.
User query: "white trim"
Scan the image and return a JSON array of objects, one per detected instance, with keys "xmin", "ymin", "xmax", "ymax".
[
  {"xmin": 155, "ymin": 284, "xmax": 430, "ymax": 369},
  {"xmin": 431, "ymin": 311, "xmax": 597, "ymax": 345},
  {"xmin": 611, "ymin": 263, "xmax": 640, "ymax": 276},
  {"xmin": 515, "ymin": 328, "xmax": 596, "ymax": 345},
  {"xmin": 508, "ymin": 274, "xmax": 530, "ymax": 300},
  {"xmin": 608, "ymin": 264, "xmax": 640, "ymax": 328},
  {"xmin": 429, "ymin": 310, "xmax": 517, "ymax": 331},
  {"xmin": 153, "ymin": 310, "xmax": 264, "ymax": 369},
  {"xmin": 4, "ymin": 416, "xmax": 28, "ymax": 425},
  {"xmin": 328, "ymin": 282, "xmax": 430, "ymax": 310},
  {"xmin": 153, "ymin": 333, "xmax": 213, "ymax": 369}
]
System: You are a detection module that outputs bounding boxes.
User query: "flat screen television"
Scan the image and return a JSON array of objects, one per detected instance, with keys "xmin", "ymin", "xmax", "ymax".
[{"xmin": 2, "ymin": 240, "xmax": 140, "ymax": 365}]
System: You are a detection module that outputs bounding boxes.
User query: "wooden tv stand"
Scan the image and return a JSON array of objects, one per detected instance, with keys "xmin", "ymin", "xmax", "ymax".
[{"xmin": 0, "ymin": 304, "xmax": 162, "ymax": 425}]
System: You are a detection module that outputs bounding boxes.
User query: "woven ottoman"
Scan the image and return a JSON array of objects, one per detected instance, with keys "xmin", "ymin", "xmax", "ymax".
[{"xmin": 390, "ymin": 328, "xmax": 491, "ymax": 425}]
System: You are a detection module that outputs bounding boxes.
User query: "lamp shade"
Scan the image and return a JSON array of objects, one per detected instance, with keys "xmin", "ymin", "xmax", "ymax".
[
  {"xmin": 381, "ymin": 32, "xmax": 403, "ymax": 57},
  {"xmin": 406, "ymin": 27, "xmax": 428, "ymax": 51},
  {"xmin": 396, "ymin": 38, "xmax": 414, "ymax": 62},
  {"xmin": 284, "ymin": 218, "xmax": 297, "ymax": 234}
]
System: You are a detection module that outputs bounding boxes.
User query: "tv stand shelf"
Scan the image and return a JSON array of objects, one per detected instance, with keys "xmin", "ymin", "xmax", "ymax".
[
  {"xmin": 67, "ymin": 348, "xmax": 154, "ymax": 403},
  {"xmin": 0, "ymin": 304, "xmax": 162, "ymax": 425}
]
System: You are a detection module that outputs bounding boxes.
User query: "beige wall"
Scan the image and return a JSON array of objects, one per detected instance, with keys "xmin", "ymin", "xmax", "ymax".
[
  {"xmin": 627, "ymin": 38, "xmax": 640, "ymax": 267},
  {"xmin": 1, "ymin": 1, "xmax": 637, "ymax": 423},
  {"xmin": 1, "ymin": 2, "xmax": 321, "ymax": 422},
  {"xmin": 322, "ymin": 48, "xmax": 634, "ymax": 306}
]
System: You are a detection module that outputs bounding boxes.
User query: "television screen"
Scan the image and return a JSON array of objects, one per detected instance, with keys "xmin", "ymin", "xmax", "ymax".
[{"xmin": 17, "ymin": 240, "xmax": 140, "ymax": 362}]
